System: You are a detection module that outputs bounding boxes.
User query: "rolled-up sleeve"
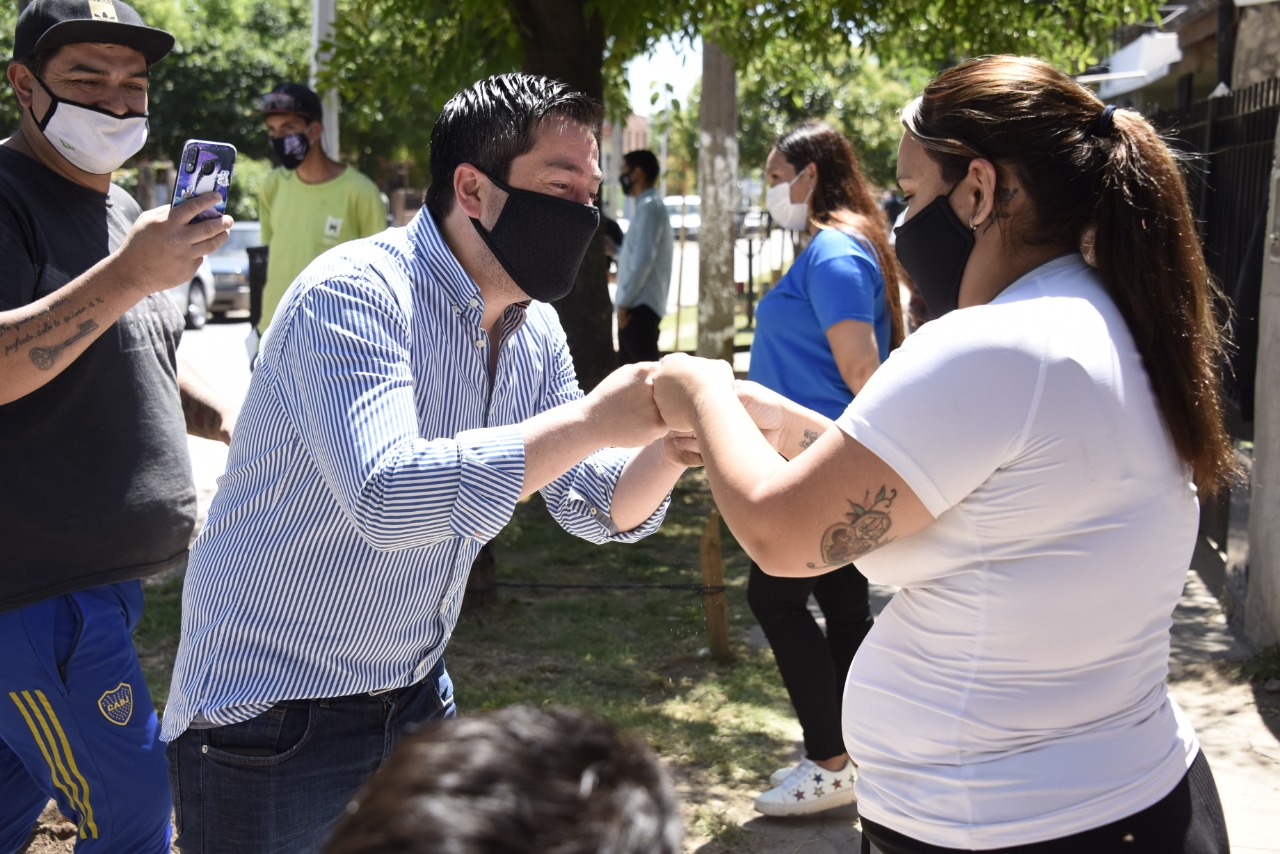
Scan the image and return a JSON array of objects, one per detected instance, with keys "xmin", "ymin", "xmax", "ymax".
[{"xmin": 543, "ymin": 448, "xmax": 669, "ymax": 544}]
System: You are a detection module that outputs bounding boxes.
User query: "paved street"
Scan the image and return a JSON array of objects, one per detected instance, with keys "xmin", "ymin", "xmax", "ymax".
[{"xmin": 179, "ymin": 318, "xmax": 251, "ymax": 529}]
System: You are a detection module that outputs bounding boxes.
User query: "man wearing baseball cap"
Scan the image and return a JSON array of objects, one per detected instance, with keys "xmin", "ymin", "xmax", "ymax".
[
  {"xmin": 0, "ymin": 1, "xmax": 234, "ymax": 850},
  {"xmin": 255, "ymin": 81, "xmax": 386, "ymax": 340}
]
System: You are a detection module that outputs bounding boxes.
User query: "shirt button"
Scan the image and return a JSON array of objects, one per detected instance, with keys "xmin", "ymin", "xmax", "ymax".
[
  {"xmin": 474, "ymin": 338, "xmax": 484, "ymax": 348},
  {"xmin": 201, "ymin": 745, "xmax": 209, "ymax": 754},
  {"xmin": 468, "ymin": 298, "xmax": 479, "ymax": 308}
]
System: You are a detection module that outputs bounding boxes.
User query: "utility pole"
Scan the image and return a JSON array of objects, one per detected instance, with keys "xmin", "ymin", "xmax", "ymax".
[
  {"xmin": 1246, "ymin": 112, "xmax": 1280, "ymax": 647},
  {"xmin": 311, "ymin": 0, "xmax": 339, "ymax": 158}
]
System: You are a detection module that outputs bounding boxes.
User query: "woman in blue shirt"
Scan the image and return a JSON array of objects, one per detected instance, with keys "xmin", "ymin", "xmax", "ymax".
[{"xmin": 748, "ymin": 121, "xmax": 904, "ymax": 816}]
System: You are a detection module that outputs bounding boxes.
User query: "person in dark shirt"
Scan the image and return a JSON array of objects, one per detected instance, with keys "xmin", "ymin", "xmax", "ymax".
[{"xmin": 0, "ymin": 1, "xmax": 233, "ymax": 849}]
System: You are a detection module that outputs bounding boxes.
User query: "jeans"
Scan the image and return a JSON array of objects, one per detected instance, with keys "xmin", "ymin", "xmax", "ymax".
[
  {"xmin": 167, "ymin": 659, "xmax": 455, "ymax": 853},
  {"xmin": 747, "ymin": 561, "xmax": 872, "ymax": 761}
]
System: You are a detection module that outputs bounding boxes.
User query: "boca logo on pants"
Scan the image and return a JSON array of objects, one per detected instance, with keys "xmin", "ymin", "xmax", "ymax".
[{"xmin": 98, "ymin": 683, "xmax": 133, "ymax": 726}]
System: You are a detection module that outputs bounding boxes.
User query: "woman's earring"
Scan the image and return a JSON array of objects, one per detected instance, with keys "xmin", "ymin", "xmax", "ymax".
[{"xmin": 968, "ymin": 215, "xmax": 978, "ymax": 231}]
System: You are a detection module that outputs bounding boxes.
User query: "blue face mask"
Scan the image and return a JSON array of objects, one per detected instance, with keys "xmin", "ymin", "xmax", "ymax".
[
  {"xmin": 893, "ymin": 184, "xmax": 975, "ymax": 317},
  {"xmin": 469, "ymin": 167, "xmax": 600, "ymax": 303}
]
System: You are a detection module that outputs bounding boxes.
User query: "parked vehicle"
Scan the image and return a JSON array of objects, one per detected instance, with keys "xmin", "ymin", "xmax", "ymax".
[
  {"xmin": 740, "ymin": 205, "xmax": 766, "ymax": 237},
  {"xmin": 165, "ymin": 256, "xmax": 215, "ymax": 330},
  {"xmin": 664, "ymin": 194, "xmax": 700, "ymax": 241},
  {"xmin": 208, "ymin": 221, "xmax": 261, "ymax": 317}
]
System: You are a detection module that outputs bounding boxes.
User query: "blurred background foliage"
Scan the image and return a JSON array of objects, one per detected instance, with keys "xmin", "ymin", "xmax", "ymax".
[{"xmin": 0, "ymin": 0, "xmax": 1157, "ymax": 216}]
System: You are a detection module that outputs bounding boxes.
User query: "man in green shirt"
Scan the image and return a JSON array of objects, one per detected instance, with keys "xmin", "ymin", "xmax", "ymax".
[{"xmin": 256, "ymin": 83, "xmax": 386, "ymax": 335}]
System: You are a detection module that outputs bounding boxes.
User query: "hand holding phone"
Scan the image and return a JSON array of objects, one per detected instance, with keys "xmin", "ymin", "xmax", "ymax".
[{"xmin": 173, "ymin": 139, "xmax": 237, "ymax": 222}]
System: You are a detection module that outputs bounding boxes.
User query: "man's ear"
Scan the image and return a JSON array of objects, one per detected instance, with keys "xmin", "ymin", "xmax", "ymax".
[
  {"xmin": 453, "ymin": 163, "xmax": 487, "ymax": 220},
  {"xmin": 7, "ymin": 62, "xmax": 35, "ymax": 109},
  {"xmin": 964, "ymin": 157, "xmax": 1000, "ymax": 230}
]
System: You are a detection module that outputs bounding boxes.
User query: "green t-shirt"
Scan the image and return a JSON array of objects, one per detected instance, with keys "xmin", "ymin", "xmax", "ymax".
[{"xmin": 258, "ymin": 166, "xmax": 387, "ymax": 330}]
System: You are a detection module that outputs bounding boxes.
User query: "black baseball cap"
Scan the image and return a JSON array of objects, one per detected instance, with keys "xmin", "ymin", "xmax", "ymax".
[
  {"xmin": 13, "ymin": 0, "xmax": 174, "ymax": 66},
  {"xmin": 259, "ymin": 83, "xmax": 323, "ymax": 122}
]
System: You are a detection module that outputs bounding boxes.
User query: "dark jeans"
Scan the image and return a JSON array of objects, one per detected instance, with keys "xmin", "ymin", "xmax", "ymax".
[
  {"xmin": 167, "ymin": 659, "xmax": 455, "ymax": 853},
  {"xmin": 747, "ymin": 561, "xmax": 872, "ymax": 761},
  {"xmin": 617, "ymin": 304, "xmax": 662, "ymax": 364},
  {"xmin": 860, "ymin": 749, "xmax": 1229, "ymax": 854}
]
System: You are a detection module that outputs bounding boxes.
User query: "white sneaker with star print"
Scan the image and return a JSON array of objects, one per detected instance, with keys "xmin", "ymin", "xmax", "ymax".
[{"xmin": 753, "ymin": 757, "xmax": 858, "ymax": 816}]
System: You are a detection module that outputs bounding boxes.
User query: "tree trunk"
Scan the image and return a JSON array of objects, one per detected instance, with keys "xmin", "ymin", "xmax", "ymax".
[
  {"xmin": 135, "ymin": 159, "xmax": 155, "ymax": 209},
  {"xmin": 697, "ymin": 42, "xmax": 738, "ymax": 363},
  {"xmin": 509, "ymin": 0, "xmax": 616, "ymax": 391}
]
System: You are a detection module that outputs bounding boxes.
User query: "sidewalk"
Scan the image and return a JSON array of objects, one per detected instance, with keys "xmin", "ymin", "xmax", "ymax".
[
  {"xmin": 693, "ymin": 543, "xmax": 1280, "ymax": 853},
  {"xmin": 1167, "ymin": 541, "xmax": 1280, "ymax": 854}
]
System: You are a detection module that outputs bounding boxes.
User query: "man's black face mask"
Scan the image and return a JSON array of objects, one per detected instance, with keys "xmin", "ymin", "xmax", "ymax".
[{"xmin": 469, "ymin": 167, "xmax": 600, "ymax": 303}]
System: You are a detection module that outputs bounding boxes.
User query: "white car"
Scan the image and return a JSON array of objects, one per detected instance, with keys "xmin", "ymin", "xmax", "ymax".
[
  {"xmin": 208, "ymin": 221, "xmax": 261, "ymax": 317},
  {"xmin": 664, "ymin": 194, "xmax": 700, "ymax": 240},
  {"xmin": 165, "ymin": 255, "xmax": 215, "ymax": 330}
]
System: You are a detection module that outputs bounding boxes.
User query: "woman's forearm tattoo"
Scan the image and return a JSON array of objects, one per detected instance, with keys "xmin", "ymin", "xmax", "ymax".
[{"xmin": 807, "ymin": 486, "xmax": 897, "ymax": 569}]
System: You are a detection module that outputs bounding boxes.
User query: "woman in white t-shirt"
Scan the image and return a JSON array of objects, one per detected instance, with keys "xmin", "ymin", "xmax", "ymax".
[{"xmin": 653, "ymin": 56, "xmax": 1234, "ymax": 853}]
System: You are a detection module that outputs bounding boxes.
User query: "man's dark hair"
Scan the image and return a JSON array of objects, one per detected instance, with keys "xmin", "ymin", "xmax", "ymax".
[
  {"xmin": 425, "ymin": 73, "xmax": 603, "ymax": 223},
  {"xmin": 323, "ymin": 704, "xmax": 683, "ymax": 854},
  {"xmin": 16, "ymin": 49, "xmax": 55, "ymax": 77},
  {"xmin": 623, "ymin": 149, "xmax": 660, "ymax": 185}
]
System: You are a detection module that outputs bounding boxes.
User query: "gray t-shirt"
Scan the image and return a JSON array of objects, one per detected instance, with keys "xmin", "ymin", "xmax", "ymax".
[{"xmin": 0, "ymin": 146, "xmax": 195, "ymax": 612}]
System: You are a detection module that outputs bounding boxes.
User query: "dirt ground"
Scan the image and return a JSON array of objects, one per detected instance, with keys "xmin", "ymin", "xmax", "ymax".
[{"xmin": 18, "ymin": 671, "xmax": 1278, "ymax": 854}]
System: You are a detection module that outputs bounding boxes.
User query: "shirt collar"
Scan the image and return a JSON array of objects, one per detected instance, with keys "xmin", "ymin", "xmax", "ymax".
[
  {"xmin": 406, "ymin": 207, "xmax": 484, "ymax": 310},
  {"xmin": 406, "ymin": 207, "xmax": 530, "ymax": 332}
]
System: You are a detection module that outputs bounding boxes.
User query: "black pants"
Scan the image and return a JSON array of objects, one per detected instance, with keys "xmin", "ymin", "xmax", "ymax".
[
  {"xmin": 617, "ymin": 304, "xmax": 662, "ymax": 364},
  {"xmin": 747, "ymin": 561, "xmax": 873, "ymax": 761},
  {"xmin": 860, "ymin": 749, "xmax": 1229, "ymax": 854}
]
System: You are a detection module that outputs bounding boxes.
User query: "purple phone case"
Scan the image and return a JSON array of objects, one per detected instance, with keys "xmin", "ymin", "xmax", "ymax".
[{"xmin": 173, "ymin": 140, "xmax": 236, "ymax": 221}]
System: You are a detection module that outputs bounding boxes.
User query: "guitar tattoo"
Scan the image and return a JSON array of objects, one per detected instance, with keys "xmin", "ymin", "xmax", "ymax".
[{"xmin": 28, "ymin": 320, "xmax": 99, "ymax": 370}]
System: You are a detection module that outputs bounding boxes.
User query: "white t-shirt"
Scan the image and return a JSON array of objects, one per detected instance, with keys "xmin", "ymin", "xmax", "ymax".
[{"xmin": 837, "ymin": 254, "xmax": 1200, "ymax": 849}]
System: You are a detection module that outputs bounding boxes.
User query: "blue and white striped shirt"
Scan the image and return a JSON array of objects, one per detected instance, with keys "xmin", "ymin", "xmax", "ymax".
[{"xmin": 161, "ymin": 209, "xmax": 667, "ymax": 740}]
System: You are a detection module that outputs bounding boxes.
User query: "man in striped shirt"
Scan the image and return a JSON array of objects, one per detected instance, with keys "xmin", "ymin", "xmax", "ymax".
[{"xmin": 162, "ymin": 74, "xmax": 692, "ymax": 851}]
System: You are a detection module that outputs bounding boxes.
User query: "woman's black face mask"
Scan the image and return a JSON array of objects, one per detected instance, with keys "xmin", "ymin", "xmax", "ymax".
[
  {"xmin": 893, "ymin": 184, "xmax": 975, "ymax": 318},
  {"xmin": 469, "ymin": 167, "xmax": 601, "ymax": 303}
]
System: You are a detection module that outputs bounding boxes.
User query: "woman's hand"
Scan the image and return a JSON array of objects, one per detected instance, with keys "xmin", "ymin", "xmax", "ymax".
[
  {"xmin": 734, "ymin": 380, "xmax": 789, "ymax": 452},
  {"xmin": 661, "ymin": 430, "xmax": 704, "ymax": 468},
  {"xmin": 651, "ymin": 353, "xmax": 735, "ymax": 433}
]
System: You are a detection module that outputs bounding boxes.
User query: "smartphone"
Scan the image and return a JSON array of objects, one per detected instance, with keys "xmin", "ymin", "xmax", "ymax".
[{"xmin": 172, "ymin": 139, "xmax": 237, "ymax": 221}]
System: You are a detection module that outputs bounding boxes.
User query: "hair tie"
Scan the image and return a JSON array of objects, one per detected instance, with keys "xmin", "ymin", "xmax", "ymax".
[{"xmin": 1092, "ymin": 104, "xmax": 1117, "ymax": 138}]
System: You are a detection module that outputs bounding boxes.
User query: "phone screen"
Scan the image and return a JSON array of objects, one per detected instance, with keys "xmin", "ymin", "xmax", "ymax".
[{"xmin": 173, "ymin": 140, "xmax": 237, "ymax": 221}]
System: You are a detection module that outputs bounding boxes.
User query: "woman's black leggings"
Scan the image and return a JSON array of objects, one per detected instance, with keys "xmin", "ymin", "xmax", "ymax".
[
  {"xmin": 747, "ymin": 561, "xmax": 873, "ymax": 761},
  {"xmin": 859, "ymin": 749, "xmax": 1229, "ymax": 854}
]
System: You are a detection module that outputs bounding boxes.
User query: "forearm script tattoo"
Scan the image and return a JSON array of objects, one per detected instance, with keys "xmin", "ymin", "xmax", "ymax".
[{"xmin": 807, "ymin": 485, "xmax": 897, "ymax": 569}]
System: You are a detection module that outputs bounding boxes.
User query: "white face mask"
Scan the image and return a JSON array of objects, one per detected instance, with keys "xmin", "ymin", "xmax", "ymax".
[
  {"xmin": 32, "ymin": 74, "xmax": 149, "ymax": 175},
  {"xmin": 766, "ymin": 169, "xmax": 811, "ymax": 231}
]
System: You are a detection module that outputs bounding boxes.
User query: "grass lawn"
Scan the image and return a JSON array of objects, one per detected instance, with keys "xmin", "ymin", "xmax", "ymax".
[
  {"xmin": 136, "ymin": 469, "xmax": 802, "ymax": 849},
  {"xmin": 660, "ymin": 300, "xmax": 758, "ymax": 355}
]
